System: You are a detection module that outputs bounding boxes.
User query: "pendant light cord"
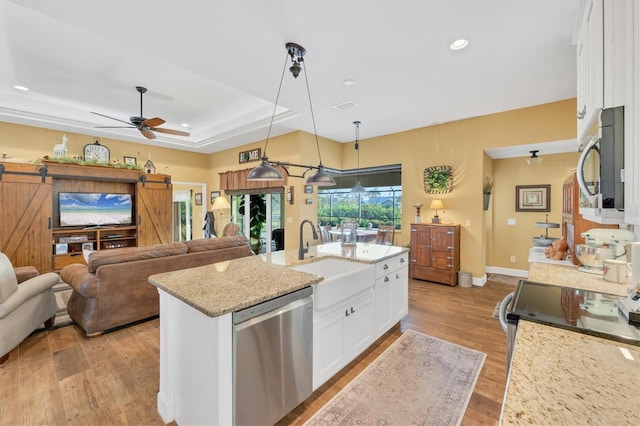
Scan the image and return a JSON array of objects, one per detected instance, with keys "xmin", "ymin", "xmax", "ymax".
[
  {"xmin": 302, "ymin": 59, "xmax": 323, "ymax": 166},
  {"xmin": 263, "ymin": 50, "xmax": 290, "ymax": 156},
  {"xmin": 355, "ymin": 121, "xmax": 360, "ymax": 181}
]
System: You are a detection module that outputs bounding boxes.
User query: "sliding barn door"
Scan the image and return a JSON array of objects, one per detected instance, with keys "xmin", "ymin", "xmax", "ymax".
[
  {"xmin": 0, "ymin": 164, "xmax": 53, "ymax": 272},
  {"xmin": 136, "ymin": 179, "xmax": 173, "ymax": 246}
]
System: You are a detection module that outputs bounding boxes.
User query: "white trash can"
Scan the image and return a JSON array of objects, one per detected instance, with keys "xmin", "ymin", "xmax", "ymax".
[{"xmin": 458, "ymin": 271, "xmax": 472, "ymax": 287}]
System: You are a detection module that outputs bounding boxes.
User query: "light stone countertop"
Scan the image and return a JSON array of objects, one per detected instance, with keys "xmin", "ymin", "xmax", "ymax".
[
  {"xmin": 149, "ymin": 242, "xmax": 409, "ymax": 317},
  {"xmin": 500, "ymin": 261, "xmax": 639, "ymax": 424},
  {"xmin": 501, "ymin": 321, "xmax": 640, "ymax": 425},
  {"xmin": 528, "ymin": 261, "xmax": 630, "ymax": 297}
]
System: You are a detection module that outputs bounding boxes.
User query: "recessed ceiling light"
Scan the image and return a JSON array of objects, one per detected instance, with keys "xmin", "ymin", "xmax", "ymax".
[
  {"xmin": 181, "ymin": 123, "xmax": 190, "ymax": 128},
  {"xmin": 14, "ymin": 85, "xmax": 30, "ymax": 91},
  {"xmin": 449, "ymin": 39, "xmax": 469, "ymax": 51},
  {"xmin": 343, "ymin": 79, "xmax": 355, "ymax": 86}
]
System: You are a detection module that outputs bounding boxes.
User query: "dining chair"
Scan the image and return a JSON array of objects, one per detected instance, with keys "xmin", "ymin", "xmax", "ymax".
[
  {"xmin": 318, "ymin": 225, "xmax": 332, "ymax": 244},
  {"xmin": 375, "ymin": 226, "xmax": 396, "ymax": 245}
]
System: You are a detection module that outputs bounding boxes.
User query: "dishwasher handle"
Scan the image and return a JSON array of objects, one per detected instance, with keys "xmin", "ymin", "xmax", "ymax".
[{"xmin": 233, "ymin": 286, "xmax": 313, "ymax": 325}]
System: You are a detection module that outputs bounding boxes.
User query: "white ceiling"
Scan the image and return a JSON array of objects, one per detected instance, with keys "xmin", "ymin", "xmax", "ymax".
[{"xmin": 0, "ymin": 0, "xmax": 580, "ymax": 157}]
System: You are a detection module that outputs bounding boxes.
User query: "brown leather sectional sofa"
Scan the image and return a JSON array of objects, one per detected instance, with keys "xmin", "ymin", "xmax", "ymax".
[{"xmin": 60, "ymin": 236, "xmax": 253, "ymax": 336}]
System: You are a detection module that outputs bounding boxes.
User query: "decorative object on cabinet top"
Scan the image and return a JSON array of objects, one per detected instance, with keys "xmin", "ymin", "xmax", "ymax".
[{"xmin": 424, "ymin": 165, "xmax": 452, "ymax": 194}]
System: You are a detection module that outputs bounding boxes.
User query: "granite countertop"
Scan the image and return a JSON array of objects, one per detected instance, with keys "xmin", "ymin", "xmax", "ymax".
[
  {"xmin": 501, "ymin": 321, "xmax": 640, "ymax": 425},
  {"xmin": 149, "ymin": 242, "xmax": 409, "ymax": 317},
  {"xmin": 528, "ymin": 261, "xmax": 630, "ymax": 297}
]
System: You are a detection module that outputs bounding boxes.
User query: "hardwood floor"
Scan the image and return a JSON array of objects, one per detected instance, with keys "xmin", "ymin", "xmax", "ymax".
[{"xmin": 0, "ymin": 278, "xmax": 515, "ymax": 425}]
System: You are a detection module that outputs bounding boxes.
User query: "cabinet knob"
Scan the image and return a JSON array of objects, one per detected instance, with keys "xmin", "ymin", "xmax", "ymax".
[
  {"xmin": 383, "ymin": 264, "xmax": 389, "ymax": 270},
  {"xmin": 410, "ymin": 259, "xmax": 416, "ymax": 263},
  {"xmin": 384, "ymin": 276, "xmax": 390, "ymax": 282},
  {"xmin": 400, "ymin": 258, "xmax": 405, "ymax": 263},
  {"xmin": 396, "ymin": 273, "xmax": 400, "ymax": 279},
  {"xmin": 345, "ymin": 309, "xmax": 350, "ymax": 317},
  {"xmin": 350, "ymin": 306, "xmax": 355, "ymax": 314}
]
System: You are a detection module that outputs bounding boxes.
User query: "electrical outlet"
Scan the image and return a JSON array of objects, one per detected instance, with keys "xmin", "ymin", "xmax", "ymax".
[
  {"xmin": 508, "ymin": 218, "xmax": 516, "ymax": 225},
  {"xmin": 465, "ymin": 219, "xmax": 472, "ymax": 227},
  {"xmin": 510, "ymin": 256, "xmax": 516, "ymax": 263}
]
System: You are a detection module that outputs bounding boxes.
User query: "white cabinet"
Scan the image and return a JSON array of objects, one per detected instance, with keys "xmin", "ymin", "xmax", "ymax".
[
  {"xmin": 576, "ymin": 0, "xmax": 603, "ymax": 145},
  {"xmin": 311, "ymin": 252, "xmax": 409, "ymax": 390},
  {"xmin": 374, "ymin": 253, "xmax": 409, "ymax": 338},
  {"xmin": 312, "ymin": 288, "xmax": 375, "ymax": 390}
]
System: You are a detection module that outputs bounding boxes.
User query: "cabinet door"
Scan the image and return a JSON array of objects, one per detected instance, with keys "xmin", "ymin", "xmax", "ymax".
[
  {"xmin": 136, "ymin": 181, "xmax": 173, "ymax": 246},
  {"xmin": 577, "ymin": 0, "xmax": 604, "ymax": 142},
  {"xmin": 391, "ymin": 266, "xmax": 409, "ymax": 322},
  {"xmin": 0, "ymin": 171, "xmax": 53, "ymax": 272},
  {"xmin": 375, "ymin": 275, "xmax": 393, "ymax": 338},
  {"xmin": 313, "ymin": 305, "xmax": 347, "ymax": 390},
  {"xmin": 345, "ymin": 289, "xmax": 375, "ymax": 358},
  {"xmin": 430, "ymin": 226, "xmax": 454, "ymax": 251},
  {"xmin": 410, "ymin": 225, "xmax": 432, "ymax": 267}
]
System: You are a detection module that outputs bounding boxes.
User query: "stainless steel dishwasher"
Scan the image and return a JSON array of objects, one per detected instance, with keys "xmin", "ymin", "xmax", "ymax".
[{"xmin": 233, "ymin": 286, "xmax": 313, "ymax": 426}]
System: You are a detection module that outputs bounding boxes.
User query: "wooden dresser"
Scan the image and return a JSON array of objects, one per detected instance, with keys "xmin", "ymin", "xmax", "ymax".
[{"xmin": 409, "ymin": 223, "xmax": 460, "ymax": 286}]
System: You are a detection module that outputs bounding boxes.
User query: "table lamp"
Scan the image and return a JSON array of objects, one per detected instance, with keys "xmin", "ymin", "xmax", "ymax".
[{"xmin": 430, "ymin": 199, "xmax": 444, "ymax": 223}]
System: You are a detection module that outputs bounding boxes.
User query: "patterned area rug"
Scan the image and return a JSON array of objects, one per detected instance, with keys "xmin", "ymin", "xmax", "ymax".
[{"xmin": 304, "ymin": 330, "xmax": 486, "ymax": 426}]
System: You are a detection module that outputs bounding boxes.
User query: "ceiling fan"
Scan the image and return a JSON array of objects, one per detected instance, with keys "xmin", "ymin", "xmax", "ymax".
[{"xmin": 91, "ymin": 86, "xmax": 190, "ymax": 140}]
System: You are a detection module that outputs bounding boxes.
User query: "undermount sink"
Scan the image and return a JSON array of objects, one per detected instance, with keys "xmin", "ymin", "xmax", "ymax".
[{"xmin": 292, "ymin": 258, "xmax": 375, "ymax": 311}]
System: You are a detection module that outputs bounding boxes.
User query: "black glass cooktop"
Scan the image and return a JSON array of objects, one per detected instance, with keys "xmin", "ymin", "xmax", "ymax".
[{"xmin": 506, "ymin": 280, "xmax": 640, "ymax": 346}]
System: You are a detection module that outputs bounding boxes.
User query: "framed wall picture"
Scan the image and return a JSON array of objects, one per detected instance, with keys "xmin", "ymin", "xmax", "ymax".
[
  {"xmin": 210, "ymin": 191, "xmax": 220, "ymax": 205},
  {"xmin": 304, "ymin": 185, "xmax": 314, "ymax": 194},
  {"xmin": 124, "ymin": 156, "xmax": 137, "ymax": 165},
  {"xmin": 515, "ymin": 184, "xmax": 550, "ymax": 212},
  {"xmin": 195, "ymin": 193, "xmax": 203, "ymax": 206}
]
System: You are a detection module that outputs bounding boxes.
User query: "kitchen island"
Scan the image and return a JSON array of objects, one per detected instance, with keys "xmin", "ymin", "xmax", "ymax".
[
  {"xmin": 500, "ymin": 261, "xmax": 640, "ymax": 425},
  {"xmin": 149, "ymin": 242, "xmax": 408, "ymax": 425}
]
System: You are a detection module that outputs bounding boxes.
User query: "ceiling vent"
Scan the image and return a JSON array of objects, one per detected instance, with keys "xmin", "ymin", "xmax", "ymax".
[{"xmin": 333, "ymin": 100, "xmax": 358, "ymax": 110}]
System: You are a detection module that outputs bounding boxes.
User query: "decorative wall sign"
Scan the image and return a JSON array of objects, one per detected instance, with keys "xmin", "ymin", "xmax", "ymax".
[
  {"xmin": 424, "ymin": 165, "xmax": 453, "ymax": 194},
  {"xmin": 516, "ymin": 184, "xmax": 550, "ymax": 212},
  {"xmin": 195, "ymin": 193, "xmax": 203, "ymax": 206},
  {"xmin": 124, "ymin": 156, "xmax": 137, "ymax": 165},
  {"xmin": 239, "ymin": 148, "xmax": 261, "ymax": 164}
]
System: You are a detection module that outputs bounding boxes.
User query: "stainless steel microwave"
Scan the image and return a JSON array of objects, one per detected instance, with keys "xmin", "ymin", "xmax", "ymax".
[{"xmin": 576, "ymin": 106, "xmax": 625, "ymax": 223}]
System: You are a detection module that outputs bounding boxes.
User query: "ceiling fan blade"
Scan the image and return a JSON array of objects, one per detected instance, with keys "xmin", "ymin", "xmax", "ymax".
[
  {"xmin": 140, "ymin": 129, "xmax": 157, "ymax": 139},
  {"xmin": 96, "ymin": 125, "xmax": 135, "ymax": 129},
  {"xmin": 142, "ymin": 117, "xmax": 165, "ymax": 127},
  {"xmin": 91, "ymin": 111, "xmax": 132, "ymax": 125},
  {"xmin": 152, "ymin": 127, "xmax": 190, "ymax": 137}
]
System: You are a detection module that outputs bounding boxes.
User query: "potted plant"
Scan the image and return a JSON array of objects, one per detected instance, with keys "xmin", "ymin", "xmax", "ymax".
[
  {"xmin": 483, "ymin": 177, "xmax": 494, "ymax": 210},
  {"xmin": 239, "ymin": 194, "xmax": 266, "ymax": 254}
]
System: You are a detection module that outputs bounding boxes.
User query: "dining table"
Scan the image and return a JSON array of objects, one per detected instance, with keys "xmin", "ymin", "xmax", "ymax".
[{"xmin": 328, "ymin": 227, "xmax": 378, "ymax": 243}]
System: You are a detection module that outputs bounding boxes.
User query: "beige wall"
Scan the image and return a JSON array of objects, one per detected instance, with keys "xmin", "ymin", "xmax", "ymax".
[
  {"xmin": 491, "ymin": 152, "xmax": 579, "ymax": 271},
  {"xmin": 1, "ymin": 98, "xmax": 577, "ymax": 280}
]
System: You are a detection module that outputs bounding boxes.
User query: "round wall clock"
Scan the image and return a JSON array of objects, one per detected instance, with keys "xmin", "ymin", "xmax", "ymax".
[{"xmin": 83, "ymin": 139, "xmax": 110, "ymax": 163}]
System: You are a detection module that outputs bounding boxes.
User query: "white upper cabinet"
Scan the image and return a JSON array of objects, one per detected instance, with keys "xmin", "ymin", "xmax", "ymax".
[
  {"xmin": 576, "ymin": 0, "xmax": 603, "ymax": 146},
  {"xmin": 575, "ymin": 0, "xmax": 638, "ymax": 225}
]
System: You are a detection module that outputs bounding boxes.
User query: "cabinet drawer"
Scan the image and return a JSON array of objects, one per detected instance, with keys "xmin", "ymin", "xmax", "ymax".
[
  {"xmin": 53, "ymin": 253, "xmax": 85, "ymax": 270},
  {"xmin": 375, "ymin": 253, "xmax": 408, "ymax": 278}
]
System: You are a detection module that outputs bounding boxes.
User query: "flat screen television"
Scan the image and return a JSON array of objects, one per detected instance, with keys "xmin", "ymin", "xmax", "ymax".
[{"xmin": 59, "ymin": 192, "xmax": 133, "ymax": 228}]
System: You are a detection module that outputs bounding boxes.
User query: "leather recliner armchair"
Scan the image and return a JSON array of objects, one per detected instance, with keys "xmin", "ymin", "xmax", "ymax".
[{"xmin": 0, "ymin": 252, "xmax": 59, "ymax": 365}]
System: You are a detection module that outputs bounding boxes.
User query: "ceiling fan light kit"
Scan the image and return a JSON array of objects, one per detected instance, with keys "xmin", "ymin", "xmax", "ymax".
[
  {"xmin": 247, "ymin": 42, "xmax": 335, "ymax": 187},
  {"xmin": 91, "ymin": 86, "xmax": 190, "ymax": 140}
]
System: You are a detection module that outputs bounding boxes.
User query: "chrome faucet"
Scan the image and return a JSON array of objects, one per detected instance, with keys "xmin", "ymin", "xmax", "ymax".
[{"xmin": 299, "ymin": 219, "xmax": 319, "ymax": 260}]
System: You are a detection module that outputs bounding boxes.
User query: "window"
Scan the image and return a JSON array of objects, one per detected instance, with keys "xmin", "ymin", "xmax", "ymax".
[{"xmin": 318, "ymin": 165, "xmax": 402, "ymax": 228}]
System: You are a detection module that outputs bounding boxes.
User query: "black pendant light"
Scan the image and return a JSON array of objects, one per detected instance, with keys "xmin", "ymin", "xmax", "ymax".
[
  {"xmin": 247, "ymin": 42, "xmax": 335, "ymax": 186},
  {"xmin": 351, "ymin": 120, "xmax": 366, "ymax": 193}
]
